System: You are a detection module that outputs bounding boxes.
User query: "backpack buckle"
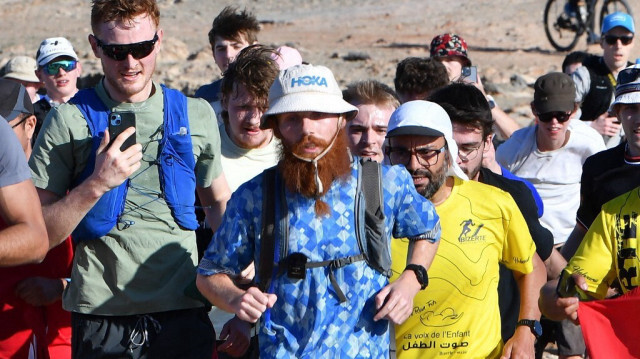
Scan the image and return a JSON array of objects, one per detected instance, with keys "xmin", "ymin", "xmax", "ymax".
[{"xmin": 286, "ymin": 252, "xmax": 308, "ymax": 280}]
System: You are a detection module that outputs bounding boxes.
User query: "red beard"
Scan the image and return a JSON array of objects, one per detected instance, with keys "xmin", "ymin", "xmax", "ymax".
[{"xmin": 278, "ymin": 129, "xmax": 351, "ymax": 216}]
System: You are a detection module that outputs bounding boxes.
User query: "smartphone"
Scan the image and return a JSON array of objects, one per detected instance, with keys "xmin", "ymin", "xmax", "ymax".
[
  {"xmin": 461, "ymin": 66, "xmax": 478, "ymax": 83},
  {"xmin": 108, "ymin": 112, "xmax": 136, "ymax": 151},
  {"xmin": 556, "ymin": 269, "xmax": 589, "ymax": 300}
]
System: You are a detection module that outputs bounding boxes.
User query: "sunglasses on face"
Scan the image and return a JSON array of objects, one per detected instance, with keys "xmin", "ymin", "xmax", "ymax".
[
  {"xmin": 93, "ymin": 33, "xmax": 158, "ymax": 61},
  {"xmin": 604, "ymin": 35, "xmax": 634, "ymax": 46},
  {"xmin": 537, "ymin": 111, "xmax": 571, "ymax": 123},
  {"xmin": 43, "ymin": 60, "xmax": 77, "ymax": 75}
]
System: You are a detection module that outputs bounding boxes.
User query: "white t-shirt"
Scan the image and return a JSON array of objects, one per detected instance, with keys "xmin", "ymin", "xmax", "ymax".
[
  {"xmin": 219, "ymin": 124, "xmax": 280, "ymax": 192},
  {"xmin": 496, "ymin": 120, "xmax": 605, "ymax": 244}
]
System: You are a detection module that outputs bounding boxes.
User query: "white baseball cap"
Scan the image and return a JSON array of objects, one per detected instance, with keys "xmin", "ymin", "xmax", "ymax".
[
  {"xmin": 36, "ymin": 37, "xmax": 78, "ymax": 66},
  {"xmin": 386, "ymin": 100, "xmax": 468, "ymax": 180},
  {"xmin": 261, "ymin": 64, "xmax": 358, "ymax": 128}
]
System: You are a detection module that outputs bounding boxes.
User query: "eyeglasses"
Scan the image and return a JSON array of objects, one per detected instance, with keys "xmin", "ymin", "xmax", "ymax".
[
  {"xmin": 11, "ymin": 115, "xmax": 29, "ymax": 128},
  {"xmin": 387, "ymin": 145, "xmax": 446, "ymax": 167},
  {"xmin": 43, "ymin": 60, "xmax": 77, "ymax": 75},
  {"xmin": 537, "ymin": 111, "xmax": 571, "ymax": 123},
  {"xmin": 604, "ymin": 35, "xmax": 634, "ymax": 46},
  {"xmin": 93, "ymin": 33, "xmax": 158, "ymax": 61},
  {"xmin": 457, "ymin": 143, "xmax": 483, "ymax": 162}
]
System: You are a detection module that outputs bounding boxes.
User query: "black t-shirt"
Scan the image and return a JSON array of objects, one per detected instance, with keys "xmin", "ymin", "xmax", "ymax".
[
  {"xmin": 577, "ymin": 142, "xmax": 640, "ymax": 229},
  {"xmin": 479, "ymin": 167, "xmax": 554, "ymax": 341}
]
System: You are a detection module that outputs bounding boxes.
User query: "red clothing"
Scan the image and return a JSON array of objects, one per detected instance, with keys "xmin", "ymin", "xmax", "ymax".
[
  {"xmin": 0, "ymin": 229, "xmax": 73, "ymax": 359},
  {"xmin": 578, "ymin": 287, "xmax": 640, "ymax": 359}
]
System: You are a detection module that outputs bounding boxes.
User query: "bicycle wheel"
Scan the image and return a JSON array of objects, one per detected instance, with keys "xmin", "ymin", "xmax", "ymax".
[
  {"xmin": 544, "ymin": 0, "xmax": 582, "ymax": 51},
  {"xmin": 599, "ymin": 0, "xmax": 632, "ymax": 33}
]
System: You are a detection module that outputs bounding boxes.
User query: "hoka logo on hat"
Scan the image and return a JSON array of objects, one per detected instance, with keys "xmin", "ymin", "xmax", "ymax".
[{"xmin": 290, "ymin": 75, "xmax": 328, "ymax": 88}]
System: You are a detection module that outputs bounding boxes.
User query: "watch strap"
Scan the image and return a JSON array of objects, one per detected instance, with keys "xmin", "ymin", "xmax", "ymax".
[{"xmin": 404, "ymin": 264, "xmax": 428, "ymax": 290}]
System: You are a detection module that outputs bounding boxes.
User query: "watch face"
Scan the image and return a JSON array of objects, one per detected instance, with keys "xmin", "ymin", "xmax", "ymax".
[{"xmin": 533, "ymin": 321, "xmax": 543, "ymax": 337}]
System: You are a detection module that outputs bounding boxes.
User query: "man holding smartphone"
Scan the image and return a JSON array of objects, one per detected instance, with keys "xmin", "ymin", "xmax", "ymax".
[{"xmin": 28, "ymin": 0, "xmax": 231, "ymax": 357}]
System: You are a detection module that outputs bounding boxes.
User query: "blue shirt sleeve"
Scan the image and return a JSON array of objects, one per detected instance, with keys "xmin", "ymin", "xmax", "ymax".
[
  {"xmin": 384, "ymin": 165, "xmax": 441, "ymax": 242},
  {"xmin": 198, "ymin": 175, "xmax": 261, "ymax": 277},
  {"xmin": 0, "ymin": 120, "xmax": 31, "ymax": 187},
  {"xmin": 500, "ymin": 165, "xmax": 544, "ymax": 218}
]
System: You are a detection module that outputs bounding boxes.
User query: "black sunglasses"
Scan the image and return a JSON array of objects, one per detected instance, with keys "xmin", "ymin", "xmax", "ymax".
[
  {"xmin": 537, "ymin": 111, "xmax": 571, "ymax": 123},
  {"xmin": 93, "ymin": 33, "xmax": 158, "ymax": 61},
  {"xmin": 604, "ymin": 35, "xmax": 634, "ymax": 46}
]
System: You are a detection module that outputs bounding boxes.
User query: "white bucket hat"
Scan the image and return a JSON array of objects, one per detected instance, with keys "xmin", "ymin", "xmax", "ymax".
[
  {"xmin": 261, "ymin": 64, "xmax": 358, "ymax": 128},
  {"xmin": 611, "ymin": 64, "xmax": 640, "ymax": 109},
  {"xmin": 386, "ymin": 100, "xmax": 468, "ymax": 180}
]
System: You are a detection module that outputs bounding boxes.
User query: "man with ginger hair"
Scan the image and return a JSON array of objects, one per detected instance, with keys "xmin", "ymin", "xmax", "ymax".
[
  {"xmin": 197, "ymin": 64, "xmax": 441, "ymax": 358},
  {"xmin": 28, "ymin": 0, "xmax": 231, "ymax": 357}
]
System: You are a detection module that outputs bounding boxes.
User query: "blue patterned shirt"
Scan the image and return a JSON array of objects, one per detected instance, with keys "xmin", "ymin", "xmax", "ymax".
[{"xmin": 199, "ymin": 160, "xmax": 440, "ymax": 358}]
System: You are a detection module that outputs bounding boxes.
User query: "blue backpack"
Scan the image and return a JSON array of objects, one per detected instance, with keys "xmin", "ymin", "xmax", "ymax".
[{"xmin": 69, "ymin": 85, "xmax": 198, "ymax": 241}]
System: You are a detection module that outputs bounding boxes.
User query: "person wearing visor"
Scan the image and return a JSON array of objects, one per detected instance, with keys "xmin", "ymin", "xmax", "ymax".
[
  {"xmin": 33, "ymin": 37, "xmax": 82, "ymax": 142},
  {"xmin": 197, "ymin": 64, "xmax": 441, "ymax": 358},
  {"xmin": 28, "ymin": 0, "xmax": 231, "ymax": 357},
  {"xmin": 385, "ymin": 101, "xmax": 543, "ymax": 359}
]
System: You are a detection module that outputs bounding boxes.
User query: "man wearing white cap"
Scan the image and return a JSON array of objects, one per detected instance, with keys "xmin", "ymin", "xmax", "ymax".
[
  {"xmin": 386, "ymin": 101, "xmax": 543, "ymax": 358},
  {"xmin": 197, "ymin": 64, "xmax": 442, "ymax": 358},
  {"xmin": 2, "ymin": 56, "xmax": 42, "ymax": 103},
  {"xmin": 33, "ymin": 37, "xmax": 82, "ymax": 134}
]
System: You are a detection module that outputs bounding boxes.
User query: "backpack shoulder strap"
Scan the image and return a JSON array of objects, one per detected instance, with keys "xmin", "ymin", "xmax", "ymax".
[
  {"xmin": 359, "ymin": 158, "xmax": 391, "ymax": 277},
  {"xmin": 258, "ymin": 167, "xmax": 278, "ymax": 292}
]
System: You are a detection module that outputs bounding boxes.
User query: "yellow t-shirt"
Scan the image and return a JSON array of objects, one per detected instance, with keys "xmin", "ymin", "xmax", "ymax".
[
  {"xmin": 565, "ymin": 187, "xmax": 640, "ymax": 299},
  {"xmin": 392, "ymin": 178, "xmax": 535, "ymax": 359}
]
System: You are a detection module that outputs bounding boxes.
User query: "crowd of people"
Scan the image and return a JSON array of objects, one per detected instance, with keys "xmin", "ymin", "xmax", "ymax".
[{"xmin": 1, "ymin": 0, "xmax": 639, "ymax": 358}]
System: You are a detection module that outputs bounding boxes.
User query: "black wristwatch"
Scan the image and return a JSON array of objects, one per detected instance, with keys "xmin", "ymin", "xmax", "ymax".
[
  {"xmin": 517, "ymin": 319, "xmax": 542, "ymax": 338},
  {"xmin": 404, "ymin": 264, "xmax": 428, "ymax": 290}
]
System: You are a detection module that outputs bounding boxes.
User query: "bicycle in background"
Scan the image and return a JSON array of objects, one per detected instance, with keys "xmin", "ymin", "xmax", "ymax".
[{"xmin": 544, "ymin": 0, "xmax": 632, "ymax": 51}]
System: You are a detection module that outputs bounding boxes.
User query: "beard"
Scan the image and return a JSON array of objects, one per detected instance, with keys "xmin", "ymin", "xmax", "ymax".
[
  {"xmin": 408, "ymin": 159, "xmax": 448, "ymax": 200},
  {"xmin": 278, "ymin": 129, "xmax": 351, "ymax": 215}
]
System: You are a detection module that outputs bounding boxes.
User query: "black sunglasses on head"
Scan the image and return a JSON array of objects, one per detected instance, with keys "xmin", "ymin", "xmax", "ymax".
[
  {"xmin": 537, "ymin": 111, "xmax": 571, "ymax": 123},
  {"xmin": 93, "ymin": 33, "xmax": 158, "ymax": 61},
  {"xmin": 604, "ymin": 34, "xmax": 634, "ymax": 46}
]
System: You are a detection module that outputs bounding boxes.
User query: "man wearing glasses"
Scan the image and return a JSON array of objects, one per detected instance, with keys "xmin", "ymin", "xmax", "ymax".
[
  {"xmin": 33, "ymin": 37, "xmax": 82, "ymax": 142},
  {"xmin": 572, "ymin": 12, "xmax": 635, "ymax": 148},
  {"xmin": 386, "ymin": 101, "xmax": 544, "ymax": 358},
  {"xmin": 28, "ymin": 0, "xmax": 231, "ymax": 357},
  {"xmin": 428, "ymin": 83, "xmax": 554, "ymax": 347}
]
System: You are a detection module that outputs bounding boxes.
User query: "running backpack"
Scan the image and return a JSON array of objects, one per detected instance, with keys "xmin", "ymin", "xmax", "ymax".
[
  {"xmin": 69, "ymin": 85, "xmax": 198, "ymax": 241},
  {"xmin": 257, "ymin": 158, "xmax": 389, "ymax": 303}
]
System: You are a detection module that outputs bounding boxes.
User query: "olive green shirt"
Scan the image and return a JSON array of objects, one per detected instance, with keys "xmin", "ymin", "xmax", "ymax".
[{"xmin": 29, "ymin": 81, "xmax": 223, "ymax": 315}]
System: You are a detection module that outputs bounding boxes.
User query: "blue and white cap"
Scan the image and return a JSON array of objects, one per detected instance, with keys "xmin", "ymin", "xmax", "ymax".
[
  {"xmin": 612, "ymin": 64, "xmax": 640, "ymax": 108},
  {"xmin": 386, "ymin": 100, "xmax": 468, "ymax": 180},
  {"xmin": 601, "ymin": 12, "xmax": 635, "ymax": 34},
  {"xmin": 261, "ymin": 64, "xmax": 358, "ymax": 128}
]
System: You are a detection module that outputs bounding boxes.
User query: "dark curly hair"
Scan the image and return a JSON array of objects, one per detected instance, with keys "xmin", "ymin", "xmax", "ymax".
[
  {"xmin": 428, "ymin": 82, "xmax": 494, "ymax": 138},
  {"xmin": 394, "ymin": 57, "xmax": 449, "ymax": 100},
  {"xmin": 220, "ymin": 45, "xmax": 279, "ymax": 124}
]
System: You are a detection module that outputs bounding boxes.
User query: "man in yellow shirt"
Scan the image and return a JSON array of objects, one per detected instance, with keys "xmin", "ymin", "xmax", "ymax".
[{"xmin": 386, "ymin": 101, "xmax": 546, "ymax": 358}]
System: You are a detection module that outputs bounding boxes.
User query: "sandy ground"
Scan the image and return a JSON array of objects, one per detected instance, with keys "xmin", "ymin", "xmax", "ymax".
[
  {"xmin": 2, "ymin": 0, "xmax": 640, "ymax": 126},
  {"xmin": 1, "ymin": 0, "xmax": 634, "ymax": 356}
]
